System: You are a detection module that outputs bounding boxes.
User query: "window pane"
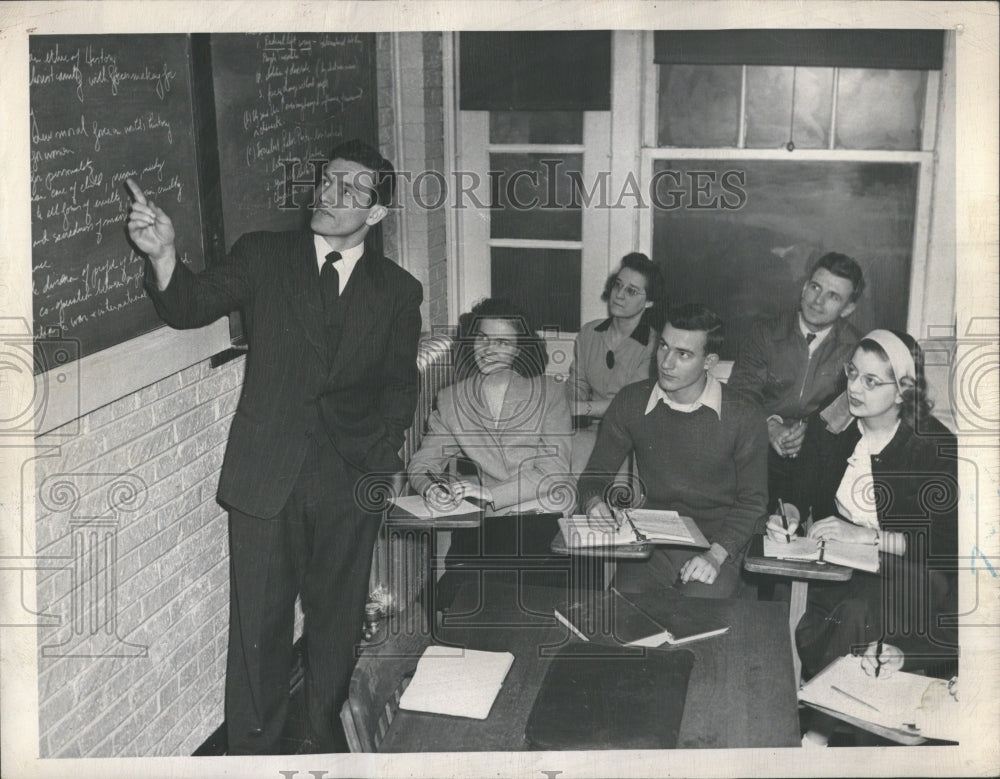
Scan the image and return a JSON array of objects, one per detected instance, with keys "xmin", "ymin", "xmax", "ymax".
[
  {"xmin": 489, "ymin": 153, "xmax": 583, "ymax": 241},
  {"xmin": 746, "ymin": 66, "xmax": 833, "ymax": 149},
  {"xmin": 650, "ymin": 159, "xmax": 916, "ymax": 360},
  {"xmin": 489, "ymin": 111, "xmax": 584, "ymax": 144},
  {"xmin": 836, "ymin": 69, "xmax": 926, "ymax": 150},
  {"xmin": 491, "ymin": 247, "xmax": 581, "ymax": 332},
  {"xmin": 657, "ymin": 65, "xmax": 741, "ymax": 147}
]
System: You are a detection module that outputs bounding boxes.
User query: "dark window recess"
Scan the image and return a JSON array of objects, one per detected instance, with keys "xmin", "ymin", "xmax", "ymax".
[
  {"xmin": 653, "ymin": 30, "xmax": 944, "ymax": 70},
  {"xmin": 491, "ymin": 248, "xmax": 581, "ymax": 333},
  {"xmin": 460, "ymin": 31, "xmax": 611, "ymax": 111},
  {"xmin": 489, "ymin": 153, "xmax": 583, "ymax": 241}
]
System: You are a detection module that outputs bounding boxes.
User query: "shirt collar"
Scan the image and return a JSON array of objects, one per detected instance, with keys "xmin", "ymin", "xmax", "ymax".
[
  {"xmin": 314, "ymin": 234, "xmax": 365, "ymax": 270},
  {"xmin": 593, "ymin": 317, "xmax": 651, "ymax": 346},
  {"xmin": 798, "ymin": 312, "xmax": 833, "ymax": 349},
  {"xmin": 644, "ymin": 373, "xmax": 723, "ymax": 419}
]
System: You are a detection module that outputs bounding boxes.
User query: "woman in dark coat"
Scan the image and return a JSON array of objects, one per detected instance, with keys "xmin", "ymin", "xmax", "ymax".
[{"xmin": 766, "ymin": 330, "xmax": 958, "ymax": 744}]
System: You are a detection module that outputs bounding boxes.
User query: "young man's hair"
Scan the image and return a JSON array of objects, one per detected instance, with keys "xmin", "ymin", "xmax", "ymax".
[
  {"xmin": 665, "ymin": 303, "xmax": 725, "ymax": 356},
  {"xmin": 600, "ymin": 252, "xmax": 669, "ymax": 332},
  {"xmin": 328, "ymin": 138, "xmax": 396, "ymax": 206},
  {"xmin": 810, "ymin": 252, "xmax": 865, "ymax": 302}
]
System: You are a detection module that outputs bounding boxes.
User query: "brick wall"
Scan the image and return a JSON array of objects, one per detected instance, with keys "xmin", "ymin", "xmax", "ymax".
[{"xmin": 34, "ymin": 355, "xmax": 244, "ymax": 757}]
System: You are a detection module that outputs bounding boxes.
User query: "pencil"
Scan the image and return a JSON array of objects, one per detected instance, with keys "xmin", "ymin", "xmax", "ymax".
[
  {"xmin": 875, "ymin": 639, "xmax": 884, "ymax": 678},
  {"xmin": 777, "ymin": 498, "xmax": 791, "ymax": 543},
  {"xmin": 831, "ymin": 685, "xmax": 881, "ymax": 713}
]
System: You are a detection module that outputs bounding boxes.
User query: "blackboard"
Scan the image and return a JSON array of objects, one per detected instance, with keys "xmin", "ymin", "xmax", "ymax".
[
  {"xmin": 209, "ymin": 33, "xmax": 377, "ymax": 247},
  {"xmin": 650, "ymin": 159, "xmax": 917, "ymax": 360},
  {"xmin": 29, "ymin": 34, "xmax": 207, "ymax": 370}
]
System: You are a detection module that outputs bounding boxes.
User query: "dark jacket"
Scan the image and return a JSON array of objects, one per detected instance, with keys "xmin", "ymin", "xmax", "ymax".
[
  {"xmin": 728, "ymin": 309, "xmax": 860, "ymax": 422},
  {"xmin": 146, "ymin": 230, "xmax": 423, "ymax": 518},
  {"xmin": 791, "ymin": 413, "xmax": 958, "ymax": 673}
]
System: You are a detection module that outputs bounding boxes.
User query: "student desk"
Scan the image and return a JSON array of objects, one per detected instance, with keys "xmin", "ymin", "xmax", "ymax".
[
  {"xmin": 743, "ymin": 534, "xmax": 854, "ymax": 686},
  {"xmin": 349, "ymin": 579, "xmax": 801, "ymax": 751}
]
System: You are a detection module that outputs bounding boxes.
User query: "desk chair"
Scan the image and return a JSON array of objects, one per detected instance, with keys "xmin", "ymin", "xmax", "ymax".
[{"xmin": 743, "ymin": 535, "xmax": 853, "ymax": 687}]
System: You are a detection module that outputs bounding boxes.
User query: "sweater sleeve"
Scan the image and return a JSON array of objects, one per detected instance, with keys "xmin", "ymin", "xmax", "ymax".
[
  {"xmin": 713, "ymin": 402, "xmax": 769, "ymax": 559},
  {"xmin": 577, "ymin": 387, "xmax": 639, "ymax": 511}
]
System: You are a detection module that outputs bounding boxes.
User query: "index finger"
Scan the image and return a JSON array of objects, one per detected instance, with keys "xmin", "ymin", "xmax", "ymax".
[{"xmin": 125, "ymin": 178, "xmax": 148, "ymax": 205}]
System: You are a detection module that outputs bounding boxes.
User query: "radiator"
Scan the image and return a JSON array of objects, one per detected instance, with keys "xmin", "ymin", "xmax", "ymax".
[{"xmin": 367, "ymin": 333, "xmax": 455, "ymax": 625}]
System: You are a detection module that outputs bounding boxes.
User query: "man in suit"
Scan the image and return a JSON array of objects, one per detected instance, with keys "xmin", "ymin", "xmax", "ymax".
[
  {"xmin": 126, "ymin": 140, "xmax": 422, "ymax": 754},
  {"xmin": 727, "ymin": 252, "xmax": 863, "ymax": 510}
]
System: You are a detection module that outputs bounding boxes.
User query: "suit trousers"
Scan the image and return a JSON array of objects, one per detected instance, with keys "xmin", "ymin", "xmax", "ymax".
[{"xmin": 224, "ymin": 430, "xmax": 381, "ymax": 754}]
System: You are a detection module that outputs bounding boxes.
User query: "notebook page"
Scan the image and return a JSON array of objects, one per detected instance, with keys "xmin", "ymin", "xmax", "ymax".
[{"xmin": 398, "ymin": 646, "xmax": 515, "ymax": 720}]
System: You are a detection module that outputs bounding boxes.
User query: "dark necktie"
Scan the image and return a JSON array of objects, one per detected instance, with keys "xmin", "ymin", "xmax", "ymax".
[
  {"xmin": 805, "ymin": 332, "xmax": 816, "ymax": 348},
  {"xmin": 321, "ymin": 251, "xmax": 341, "ymax": 316}
]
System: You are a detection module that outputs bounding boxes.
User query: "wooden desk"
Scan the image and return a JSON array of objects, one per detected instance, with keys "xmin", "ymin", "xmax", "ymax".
[
  {"xmin": 743, "ymin": 534, "xmax": 853, "ymax": 686},
  {"xmin": 355, "ymin": 579, "xmax": 801, "ymax": 751}
]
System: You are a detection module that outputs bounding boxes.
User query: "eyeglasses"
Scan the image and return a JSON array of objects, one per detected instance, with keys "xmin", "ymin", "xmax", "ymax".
[
  {"xmin": 475, "ymin": 333, "xmax": 518, "ymax": 350},
  {"xmin": 611, "ymin": 279, "xmax": 646, "ymax": 299},
  {"xmin": 844, "ymin": 363, "xmax": 895, "ymax": 391}
]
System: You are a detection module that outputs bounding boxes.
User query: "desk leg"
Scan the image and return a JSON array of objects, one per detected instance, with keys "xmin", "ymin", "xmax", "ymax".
[{"xmin": 789, "ymin": 580, "xmax": 808, "ymax": 688}]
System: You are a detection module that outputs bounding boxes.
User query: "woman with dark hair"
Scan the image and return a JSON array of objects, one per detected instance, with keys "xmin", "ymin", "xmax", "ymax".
[
  {"xmin": 407, "ymin": 298, "xmax": 572, "ymax": 608},
  {"xmin": 568, "ymin": 253, "xmax": 667, "ymax": 472},
  {"xmin": 765, "ymin": 330, "xmax": 958, "ymax": 746}
]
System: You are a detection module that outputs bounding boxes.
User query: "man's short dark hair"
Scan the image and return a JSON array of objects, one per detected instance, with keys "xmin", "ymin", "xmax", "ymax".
[
  {"xmin": 328, "ymin": 138, "xmax": 395, "ymax": 206},
  {"xmin": 666, "ymin": 303, "xmax": 725, "ymax": 356},
  {"xmin": 810, "ymin": 252, "xmax": 865, "ymax": 302}
]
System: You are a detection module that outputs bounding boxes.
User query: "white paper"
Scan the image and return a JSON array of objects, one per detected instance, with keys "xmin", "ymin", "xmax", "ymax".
[{"xmin": 398, "ymin": 646, "xmax": 515, "ymax": 720}]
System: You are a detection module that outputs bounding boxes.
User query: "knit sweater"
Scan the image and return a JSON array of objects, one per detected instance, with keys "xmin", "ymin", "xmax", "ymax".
[{"xmin": 578, "ymin": 379, "xmax": 768, "ymax": 559}]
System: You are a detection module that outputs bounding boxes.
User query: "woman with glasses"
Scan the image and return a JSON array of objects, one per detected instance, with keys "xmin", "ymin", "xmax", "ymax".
[
  {"xmin": 407, "ymin": 298, "xmax": 572, "ymax": 608},
  {"xmin": 765, "ymin": 330, "xmax": 957, "ymax": 745},
  {"xmin": 568, "ymin": 253, "xmax": 667, "ymax": 472}
]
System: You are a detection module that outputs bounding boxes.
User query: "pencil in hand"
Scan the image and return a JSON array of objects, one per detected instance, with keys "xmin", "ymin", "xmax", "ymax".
[{"xmin": 777, "ymin": 499, "xmax": 791, "ymax": 543}]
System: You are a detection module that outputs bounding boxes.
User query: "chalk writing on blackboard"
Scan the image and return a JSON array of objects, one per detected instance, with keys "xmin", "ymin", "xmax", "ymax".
[
  {"xmin": 211, "ymin": 33, "xmax": 376, "ymax": 243},
  {"xmin": 30, "ymin": 34, "xmax": 206, "ymax": 366}
]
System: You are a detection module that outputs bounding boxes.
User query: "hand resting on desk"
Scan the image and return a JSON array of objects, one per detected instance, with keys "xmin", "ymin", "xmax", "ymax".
[{"xmin": 423, "ymin": 480, "xmax": 494, "ymax": 512}]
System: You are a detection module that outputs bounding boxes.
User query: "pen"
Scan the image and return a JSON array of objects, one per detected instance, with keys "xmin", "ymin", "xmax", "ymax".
[
  {"xmin": 874, "ymin": 639, "xmax": 884, "ymax": 678},
  {"xmin": 777, "ymin": 498, "xmax": 791, "ymax": 543},
  {"xmin": 425, "ymin": 471, "xmax": 450, "ymax": 491},
  {"xmin": 831, "ymin": 685, "xmax": 880, "ymax": 713},
  {"xmin": 805, "ymin": 505, "xmax": 814, "ymax": 537}
]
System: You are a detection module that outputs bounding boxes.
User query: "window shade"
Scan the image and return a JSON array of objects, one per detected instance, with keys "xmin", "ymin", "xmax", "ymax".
[
  {"xmin": 460, "ymin": 32, "xmax": 611, "ymax": 111},
  {"xmin": 653, "ymin": 30, "xmax": 943, "ymax": 70}
]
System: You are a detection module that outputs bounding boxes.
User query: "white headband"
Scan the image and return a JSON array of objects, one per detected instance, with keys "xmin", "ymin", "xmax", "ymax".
[{"xmin": 863, "ymin": 329, "xmax": 915, "ymax": 390}]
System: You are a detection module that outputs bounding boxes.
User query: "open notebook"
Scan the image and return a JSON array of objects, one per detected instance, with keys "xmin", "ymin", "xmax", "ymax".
[
  {"xmin": 558, "ymin": 510, "xmax": 708, "ymax": 549},
  {"xmin": 398, "ymin": 645, "xmax": 515, "ymax": 720},
  {"xmin": 763, "ymin": 535, "xmax": 879, "ymax": 573},
  {"xmin": 799, "ymin": 655, "xmax": 959, "ymax": 742}
]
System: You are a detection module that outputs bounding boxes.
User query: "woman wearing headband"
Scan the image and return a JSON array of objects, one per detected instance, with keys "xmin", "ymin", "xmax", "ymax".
[
  {"xmin": 765, "ymin": 330, "xmax": 958, "ymax": 745},
  {"xmin": 568, "ymin": 253, "xmax": 666, "ymax": 472}
]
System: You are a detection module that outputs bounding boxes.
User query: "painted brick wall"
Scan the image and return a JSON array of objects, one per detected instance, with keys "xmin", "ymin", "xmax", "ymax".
[{"xmin": 34, "ymin": 355, "xmax": 244, "ymax": 757}]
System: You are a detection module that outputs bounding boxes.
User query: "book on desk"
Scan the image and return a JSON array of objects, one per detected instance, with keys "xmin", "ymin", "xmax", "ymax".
[
  {"xmin": 556, "ymin": 587, "xmax": 730, "ymax": 648},
  {"xmin": 388, "ymin": 494, "xmax": 481, "ymax": 521},
  {"xmin": 398, "ymin": 645, "xmax": 514, "ymax": 720},
  {"xmin": 762, "ymin": 535, "xmax": 880, "ymax": 573},
  {"xmin": 558, "ymin": 510, "xmax": 709, "ymax": 550},
  {"xmin": 799, "ymin": 655, "xmax": 959, "ymax": 743}
]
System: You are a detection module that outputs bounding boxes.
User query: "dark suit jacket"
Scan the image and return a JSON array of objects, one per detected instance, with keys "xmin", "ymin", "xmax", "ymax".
[{"xmin": 146, "ymin": 230, "xmax": 423, "ymax": 518}]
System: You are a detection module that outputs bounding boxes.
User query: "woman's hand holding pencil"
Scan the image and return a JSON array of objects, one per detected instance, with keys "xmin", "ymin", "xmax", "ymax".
[{"xmin": 765, "ymin": 501, "xmax": 801, "ymax": 543}]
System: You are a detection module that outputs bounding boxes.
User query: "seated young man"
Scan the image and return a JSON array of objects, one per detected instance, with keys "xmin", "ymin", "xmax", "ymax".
[{"xmin": 578, "ymin": 304, "xmax": 768, "ymax": 598}]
